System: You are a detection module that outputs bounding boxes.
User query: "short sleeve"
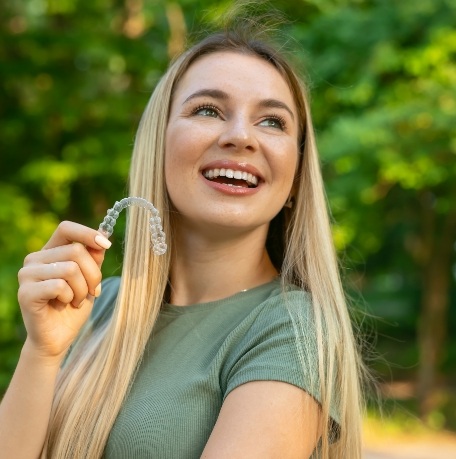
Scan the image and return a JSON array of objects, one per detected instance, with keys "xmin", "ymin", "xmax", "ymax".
[{"xmin": 222, "ymin": 290, "xmax": 320, "ymax": 404}]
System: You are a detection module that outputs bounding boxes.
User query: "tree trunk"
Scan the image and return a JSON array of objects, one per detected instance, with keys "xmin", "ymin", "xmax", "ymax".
[{"xmin": 417, "ymin": 211, "xmax": 456, "ymax": 418}]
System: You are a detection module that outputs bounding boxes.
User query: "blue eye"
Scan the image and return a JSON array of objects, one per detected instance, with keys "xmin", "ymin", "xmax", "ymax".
[
  {"xmin": 193, "ymin": 105, "xmax": 219, "ymax": 118},
  {"xmin": 259, "ymin": 116, "xmax": 286, "ymax": 130}
]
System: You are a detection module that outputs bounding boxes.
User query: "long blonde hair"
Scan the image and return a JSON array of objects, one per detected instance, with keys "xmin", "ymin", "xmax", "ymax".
[{"xmin": 43, "ymin": 24, "xmax": 364, "ymax": 459}]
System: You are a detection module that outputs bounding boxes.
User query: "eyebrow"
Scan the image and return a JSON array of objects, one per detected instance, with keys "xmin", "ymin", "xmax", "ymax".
[
  {"xmin": 259, "ymin": 98, "xmax": 295, "ymax": 121},
  {"xmin": 183, "ymin": 89, "xmax": 295, "ymax": 121},
  {"xmin": 183, "ymin": 89, "xmax": 229, "ymax": 104}
]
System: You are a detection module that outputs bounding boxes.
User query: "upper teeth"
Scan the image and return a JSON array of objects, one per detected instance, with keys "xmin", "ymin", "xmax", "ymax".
[{"xmin": 203, "ymin": 168, "xmax": 259, "ymax": 186}]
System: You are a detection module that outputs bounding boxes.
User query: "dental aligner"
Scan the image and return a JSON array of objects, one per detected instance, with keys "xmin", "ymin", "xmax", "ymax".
[{"xmin": 98, "ymin": 197, "xmax": 167, "ymax": 256}]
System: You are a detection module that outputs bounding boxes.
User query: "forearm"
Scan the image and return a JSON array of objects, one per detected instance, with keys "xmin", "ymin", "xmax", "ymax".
[{"xmin": 0, "ymin": 339, "xmax": 62, "ymax": 458}]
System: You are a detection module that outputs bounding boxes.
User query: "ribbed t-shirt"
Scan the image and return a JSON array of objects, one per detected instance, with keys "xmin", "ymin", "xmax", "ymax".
[{"xmin": 89, "ymin": 276, "xmax": 332, "ymax": 458}]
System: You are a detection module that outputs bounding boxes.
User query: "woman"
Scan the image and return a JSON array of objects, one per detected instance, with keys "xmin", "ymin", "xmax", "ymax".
[{"xmin": 0, "ymin": 23, "xmax": 364, "ymax": 459}]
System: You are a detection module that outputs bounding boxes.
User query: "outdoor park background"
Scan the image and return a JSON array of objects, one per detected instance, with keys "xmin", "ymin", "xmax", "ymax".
[{"xmin": 1, "ymin": 0, "xmax": 455, "ymax": 455}]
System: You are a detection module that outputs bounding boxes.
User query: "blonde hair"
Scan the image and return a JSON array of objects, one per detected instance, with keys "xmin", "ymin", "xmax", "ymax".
[{"xmin": 43, "ymin": 24, "xmax": 364, "ymax": 459}]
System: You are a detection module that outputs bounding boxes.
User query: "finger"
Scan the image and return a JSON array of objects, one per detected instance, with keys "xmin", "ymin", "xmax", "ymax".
[
  {"xmin": 19, "ymin": 263, "xmax": 86, "ymax": 307},
  {"xmin": 49, "ymin": 294, "xmax": 95, "ymax": 311},
  {"xmin": 47, "ymin": 261, "xmax": 91, "ymax": 307},
  {"xmin": 86, "ymin": 245, "xmax": 106, "ymax": 269},
  {"xmin": 18, "ymin": 278, "xmax": 75, "ymax": 310},
  {"xmin": 43, "ymin": 221, "xmax": 112, "ymax": 253},
  {"xmin": 23, "ymin": 244, "xmax": 103, "ymax": 296}
]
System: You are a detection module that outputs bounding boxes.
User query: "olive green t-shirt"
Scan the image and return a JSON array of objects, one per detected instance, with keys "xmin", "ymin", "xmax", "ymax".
[{"xmin": 91, "ymin": 277, "xmax": 330, "ymax": 458}]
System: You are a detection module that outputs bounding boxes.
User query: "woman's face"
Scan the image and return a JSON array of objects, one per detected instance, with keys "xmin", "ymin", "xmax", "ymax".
[{"xmin": 165, "ymin": 51, "xmax": 300, "ymax": 237}]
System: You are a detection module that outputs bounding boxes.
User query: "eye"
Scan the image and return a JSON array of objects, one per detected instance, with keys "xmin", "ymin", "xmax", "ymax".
[
  {"xmin": 192, "ymin": 105, "xmax": 220, "ymax": 118},
  {"xmin": 258, "ymin": 115, "xmax": 286, "ymax": 130}
]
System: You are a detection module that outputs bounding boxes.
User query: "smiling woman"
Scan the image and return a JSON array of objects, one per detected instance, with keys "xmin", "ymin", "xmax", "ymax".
[
  {"xmin": 0, "ymin": 12, "xmax": 364, "ymax": 459},
  {"xmin": 165, "ymin": 51, "xmax": 299, "ymax": 239}
]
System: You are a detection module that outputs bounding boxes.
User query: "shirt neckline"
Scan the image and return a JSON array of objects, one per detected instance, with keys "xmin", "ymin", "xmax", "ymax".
[{"xmin": 161, "ymin": 278, "xmax": 281, "ymax": 315}]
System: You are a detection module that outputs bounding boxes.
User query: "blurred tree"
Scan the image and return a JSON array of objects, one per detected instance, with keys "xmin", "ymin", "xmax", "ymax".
[
  {"xmin": 0, "ymin": 0, "xmax": 173, "ymax": 388},
  {"xmin": 289, "ymin": 0, "xmax": 456, "ymax": 418}
]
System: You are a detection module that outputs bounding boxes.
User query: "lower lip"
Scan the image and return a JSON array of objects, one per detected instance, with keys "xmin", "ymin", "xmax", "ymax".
[{"xmin": 201, "ymin": 175, "xmax": 260, "ymax": 196}]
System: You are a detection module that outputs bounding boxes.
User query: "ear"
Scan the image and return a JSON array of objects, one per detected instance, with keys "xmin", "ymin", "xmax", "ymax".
[
  {"xmin": 287, "ymin": 175, "xmax": 299, "ymax": 202},
  {"xmin": 290, "ymin": 180, "xmax": 298, "ymax": 199},
  {"xmin": 284, "ymin": 197, "xmax": 293, "ymax": 208},
  {"xmin": 284, "ymin": 178, "xmax": 298, "ymax": 208}
]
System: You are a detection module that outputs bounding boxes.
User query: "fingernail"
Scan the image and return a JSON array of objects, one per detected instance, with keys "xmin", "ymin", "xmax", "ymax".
[
  {"xmin": 94, "ymin": 283, "xmax": 102, "ymax": 297},
  {"xmin": 95, "ymin": 234, "xmax": 112, "ymax": 249}
]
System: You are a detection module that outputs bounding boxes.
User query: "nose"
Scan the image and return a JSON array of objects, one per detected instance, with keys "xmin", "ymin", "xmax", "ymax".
[{"xmin": 217, "ymin": 116, "xmax": 259, "ymax": 153}]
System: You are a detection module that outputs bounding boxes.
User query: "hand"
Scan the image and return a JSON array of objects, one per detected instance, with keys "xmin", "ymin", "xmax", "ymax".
[{"xmin": 17, "ymin": 221, "xmax": 112, "ymax": 362}]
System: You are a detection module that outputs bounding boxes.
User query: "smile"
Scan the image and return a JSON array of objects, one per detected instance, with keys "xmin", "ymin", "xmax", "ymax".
[{"xmin": 203, "ymin": 168, "xmax": 259, "ymax": 188}]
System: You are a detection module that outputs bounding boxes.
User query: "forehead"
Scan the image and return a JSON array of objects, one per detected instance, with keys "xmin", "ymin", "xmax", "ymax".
[{"xmin": 173, "ymin": 51, "xmax": 296, "ymax": 109}]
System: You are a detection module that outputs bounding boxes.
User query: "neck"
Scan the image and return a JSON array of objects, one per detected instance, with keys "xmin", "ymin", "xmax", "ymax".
[{"xmin": 168, "ymin": 224, "xmax": 278, "ymax": 306}]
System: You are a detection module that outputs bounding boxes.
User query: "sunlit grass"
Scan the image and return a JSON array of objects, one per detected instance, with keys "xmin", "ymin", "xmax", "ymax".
[{"xmin": 364, "ymin": 402, "xmax": 456, "ymax": 447}]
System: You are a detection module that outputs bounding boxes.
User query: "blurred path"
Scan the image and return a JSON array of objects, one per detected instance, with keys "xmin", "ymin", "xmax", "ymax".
[
  {"xmin": 363, "ymin": 409, "xmax": 456, "ymax": 459},
  {"xmin": 363, "ymin": 439, "xmax": 456, "ymax": 459}
]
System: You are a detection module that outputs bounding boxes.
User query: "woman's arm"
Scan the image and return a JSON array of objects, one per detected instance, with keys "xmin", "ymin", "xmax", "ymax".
[
  {"xmin": 0, "ymin": 222, "xmax": 110, "ymax": 458},
  {"xmin": 201, "ymin": 380, "xmax": 322, "ymax": 459},
  {"xmin": 0, "ymin": 341, "xmax": 65, "ymax": 458}
]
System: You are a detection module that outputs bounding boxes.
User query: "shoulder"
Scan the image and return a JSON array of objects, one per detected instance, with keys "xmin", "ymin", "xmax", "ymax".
[
  {"xmin": 243, "ymin": 282, "xmax": 314, "ymax": 341},
  {"xmin": 222, "ymin": 282, "xmax": 341, "ymax": 426},
  {"xmin": 222, "ymin": 282, "xmax": 318, "ymax": 397},
  {"xmin": 213, "ymin": 281, "xmax": 314, "ymax": 357},
  {"xmin": 254, "ymin": 280, "xmax": 312, "ymax": 315}
]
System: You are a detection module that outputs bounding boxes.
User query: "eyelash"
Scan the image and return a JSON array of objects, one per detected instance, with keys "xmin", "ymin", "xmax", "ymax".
[
  {"xmin": 191, "ymin": 104, "xmax": 287, "ymax": 131},
  {"xmin": 264, "ymin": 114, "xmax": 287, "ymax": 130},
  {"xmin": 192, "ymin": 104, "xmax": 221, "ymax": 117}
]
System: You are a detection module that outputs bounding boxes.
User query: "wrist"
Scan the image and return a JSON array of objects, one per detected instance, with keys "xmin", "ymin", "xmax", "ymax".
[{"xmin": 21, "ymin": 338, "xmax": 67, "ymax": 369}]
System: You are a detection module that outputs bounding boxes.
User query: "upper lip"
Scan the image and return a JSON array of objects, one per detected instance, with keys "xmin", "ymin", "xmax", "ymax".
[{"xmin": 200, "ymin": 160, "xmax": 264, "ymax": 182}]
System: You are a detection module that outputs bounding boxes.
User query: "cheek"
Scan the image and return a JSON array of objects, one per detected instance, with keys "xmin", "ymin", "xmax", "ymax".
[
  {"xmin": 270, "ymin": 142, "xmax": 299, "ymax": 184},
  {"xmin": 165, "ymin": 123, "xmax": 192, "ymax": 175},
  {"xmin": 164, "ymin": 126, "xmax": 203, "ymax": 209},
  {"xmin": 164, "ymin": 161, "xmax": 186, "ymax": 215},
  {"xmin": 271, "ymin": 146, "xmax": 299, "ymax": 207},
  {"xmin": 165, "ymin": 122, "xmax": 211, "ymax": 165},
  {"xmin": 164, "ymin": 129, "xmax": 182, "ymax": 204}
]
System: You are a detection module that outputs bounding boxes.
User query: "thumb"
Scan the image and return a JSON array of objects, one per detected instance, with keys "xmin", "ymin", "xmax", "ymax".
[
  {"xmin": 88, "ymin": 232, "xmax": 111, "ymax": 268},
  {"xmin": 87, "ymin": 246, "xmax": 106, "ymax": 269}
]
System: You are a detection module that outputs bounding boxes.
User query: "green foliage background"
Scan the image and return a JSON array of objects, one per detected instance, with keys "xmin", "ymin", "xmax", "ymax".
[{"xmin": 1, "ymin": 0, "xmax": 455, "ymax": 429}]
